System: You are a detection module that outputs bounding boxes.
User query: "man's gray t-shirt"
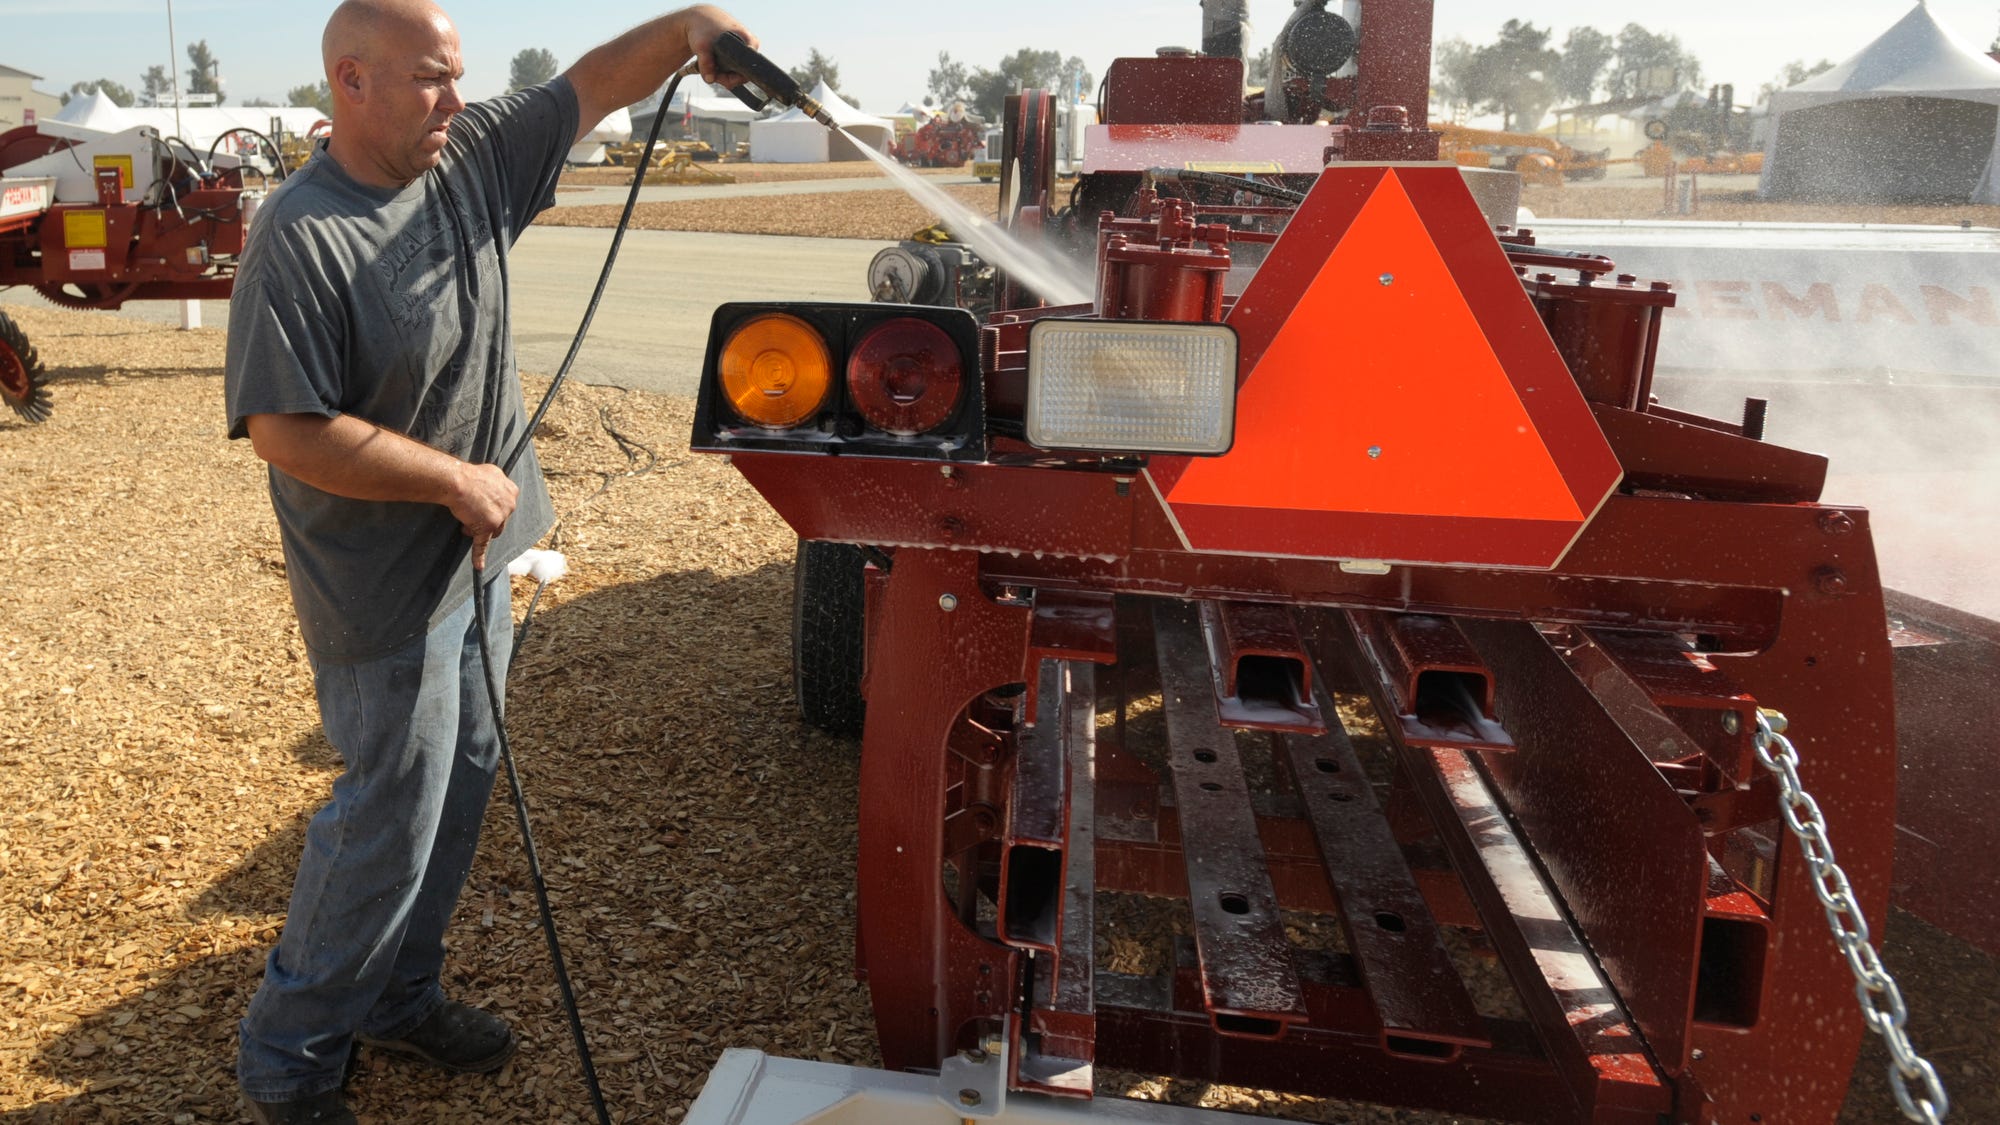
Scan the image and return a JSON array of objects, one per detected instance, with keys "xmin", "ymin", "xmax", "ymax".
[{"xmin": 225, "ymin": 79, "xmax": 578, "ymax": 662}]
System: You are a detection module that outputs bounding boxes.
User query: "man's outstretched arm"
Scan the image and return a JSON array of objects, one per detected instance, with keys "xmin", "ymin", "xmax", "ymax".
[{"xmin": 564, "ymin": 5, "xmax": 757, "ymax": 145}]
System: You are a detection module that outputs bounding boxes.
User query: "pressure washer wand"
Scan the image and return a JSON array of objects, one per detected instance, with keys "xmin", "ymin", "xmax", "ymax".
[{"xmin": 711, "ymin": 31, "xmax": 836, "ymax": 128}]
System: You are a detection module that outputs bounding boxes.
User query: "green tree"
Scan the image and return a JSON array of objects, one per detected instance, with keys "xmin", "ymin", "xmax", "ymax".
[
  {"xmin": 788, "ymin": 48, "xmax": 851, "ymax": 105},
  {"xmin": 1056, "ymin": 55, "xmax": 1091, "ymax": 102},
  {"xmin": 927, "ymin": 51, "xmax": 968, "ymax": 106},
  {"xmin": 1472, "ymin": 20, "xmax": 1558, "ymax": 131},
  {"xmin": 965, "ymin": 48, "xmax": 1076, "ymax": 121},
  {"xmin": 508, "ymin": 48, "xmax": 558, "ymax": 93},
  {"xmin": 1246, "ymin": 46, "xmax": 1272, "ymax": 89},
  {"xmin": 287, "ymin": 80, "xmax": 335, "ymax": 115},
  {"xmin": 141, "ymin": 65, "xmax": 173, "ymax": 107},
  {"xmin": 1554, "ymin": 27, "xmax": 1614, "ymax": 105},
  {"xmin": 1758, "ymin": 58, "xmax": 1834, "ymax": 102},
  {"xmin": 1607, "ymin": 24, "xmax": 1702, "ymax": 99},
  {"xmin": 186, "ymin": 39, "xmax": 224, "ymax": 103},
  {"xmin": 1432, "ymin": 37, "xmax": 1483, "ymax": 119},
  {"xmin": 61, "ymin": 79, "xmax": 134, "ymax": 107},
  {"xmin": 243, "ymin": 97, "xmax": 279, "ymax": 107}
]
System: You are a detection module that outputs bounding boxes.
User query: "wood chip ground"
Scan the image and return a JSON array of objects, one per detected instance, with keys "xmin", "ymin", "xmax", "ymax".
[{"xmin": 2, "ymin": 175, "xmax": 1995, "ymax": 1124}]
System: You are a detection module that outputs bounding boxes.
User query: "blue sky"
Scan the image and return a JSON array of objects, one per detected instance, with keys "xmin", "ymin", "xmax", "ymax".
[{"xmin": 4, "ymin": 1, "xmax": 1995, "ymax": 112}]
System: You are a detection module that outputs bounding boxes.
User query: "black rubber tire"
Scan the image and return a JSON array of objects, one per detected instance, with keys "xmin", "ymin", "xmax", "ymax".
[
  {"xmin": 792, "ymin": 538, "xmax": 868, "ymax": 737},
  {"xmin": 0, "ymin": 311, "xmax": 52, "ymax": 424}
]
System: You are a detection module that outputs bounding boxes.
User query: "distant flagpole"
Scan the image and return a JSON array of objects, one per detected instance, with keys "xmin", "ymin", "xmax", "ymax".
[{"xmin": 166, "ymin": 0, "xmax": 184, "ymax": 139}]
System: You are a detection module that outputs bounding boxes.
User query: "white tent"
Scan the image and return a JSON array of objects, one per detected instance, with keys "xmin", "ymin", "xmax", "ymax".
[
  {"xmin": 567, "ymin": 107, "xmax": 632, "ymax": 165},
  {"xmin": 749, "ymin": 80, "xmax": 892, "ymax": 162},
  {"xmin": 46, "ymin": 89, "xmax": 136, "ymax": 138},
  {"xmin": 1759, "ymin": 3, "xmax": 2000, "ymax": 204},
  {"xmin": 45, "ymin": 95, "xmax": 322, "ymax": 172},
  {"xmin": 750, "ymin": 105, "xmax": 832, "ymax": 162},
  {"xmin": 129, "ymin": 107, "xmax": 326, "ymax": 148}
]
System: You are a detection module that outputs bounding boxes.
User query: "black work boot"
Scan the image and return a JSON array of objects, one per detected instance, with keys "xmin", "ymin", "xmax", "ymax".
[
  {"xmin": 358, "ymin": 1000, "xmax": 516, "ymax": 1074},
  {"xmin": 243, "ymin": 1089, "xmax": 356, "ymax": 1125}
]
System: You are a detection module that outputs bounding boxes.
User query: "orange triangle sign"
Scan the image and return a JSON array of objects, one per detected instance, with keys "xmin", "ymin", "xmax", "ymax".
[{"xmin": 1147, "ymin": 165, "xmax": 1621, "ymax": 569}]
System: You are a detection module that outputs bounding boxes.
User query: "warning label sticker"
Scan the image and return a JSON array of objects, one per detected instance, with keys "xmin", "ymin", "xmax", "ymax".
[
  {"xmin": 92, "ymin": 154, "xmax": 134, "ymax": 192},
  {"xmin": 64, "ymin": 209, "xmax": 108, "ymax": 249}
]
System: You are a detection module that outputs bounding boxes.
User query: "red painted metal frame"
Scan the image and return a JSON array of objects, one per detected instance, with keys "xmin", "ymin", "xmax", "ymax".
[
  {"xmin": 755, "ymin": 433, "xmax": 1896, "ymax": 1121},
  {"xmin": 713, "ymin": 15, "xmax": 1900, "ymax": 1122}
]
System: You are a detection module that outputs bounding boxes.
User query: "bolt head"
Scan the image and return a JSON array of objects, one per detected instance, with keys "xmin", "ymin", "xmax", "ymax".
[
  {"xmin": 1378, "ymin": 272, "xmax": 1394, "ymax": 286},
  {"xmin": 1366, "ymin": 445, "xmax": 1382, "ymax": 459},
  {"xmin": 1819, "ymin": 511, "xmax": 1855, "ymax": 536},
  {"xmin": 958, "ymin": 1088, "xmax": 983, "ymax": 1107},
  {"xmin": 939, "ymin": 593, "xmax": 959, "ymax": 612},
  {"xmin": 1721, "ymin": 710, "xmax": 1741, "ymax": 735}
]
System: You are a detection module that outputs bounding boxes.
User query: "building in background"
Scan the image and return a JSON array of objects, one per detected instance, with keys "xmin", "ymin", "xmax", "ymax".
[{"xmin": 0, "ymin": 64, "xmax": 61, "ymax": 131}]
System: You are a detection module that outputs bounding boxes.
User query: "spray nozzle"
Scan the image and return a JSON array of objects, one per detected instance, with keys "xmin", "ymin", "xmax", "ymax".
[{"xmin": 711, "ymin": 32, "xmax": 836, "ymax": 129}]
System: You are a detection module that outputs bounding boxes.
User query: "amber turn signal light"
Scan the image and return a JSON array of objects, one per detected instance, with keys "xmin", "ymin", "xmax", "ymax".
[{"xmin": 719, "ymin": 312, "xmax": 833, "ymax": 429}]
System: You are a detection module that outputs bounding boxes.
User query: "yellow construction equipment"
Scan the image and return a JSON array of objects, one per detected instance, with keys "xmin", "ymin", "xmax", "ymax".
[{"xmin": 1436, "ymin": 122, "xmax": 1609, "ymax": 186}]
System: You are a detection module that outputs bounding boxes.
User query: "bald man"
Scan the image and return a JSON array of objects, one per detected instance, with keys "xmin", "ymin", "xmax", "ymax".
[{"xmin": 224, "ymin": 4, "xmax": 753, "ymax": 1121}]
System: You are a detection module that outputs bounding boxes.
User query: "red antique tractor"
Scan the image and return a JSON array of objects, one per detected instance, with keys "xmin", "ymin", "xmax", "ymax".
[
  {"xmin": 893, "ymin": 102, "xmax": 985, "ymax": 169},
  {"xmin": 0, "ymin": 116, "xmax": 257, "ymax": 422},
  {"xmin": 685, "ymin": 2, "xmax": 1979, "ymax": 1122}
]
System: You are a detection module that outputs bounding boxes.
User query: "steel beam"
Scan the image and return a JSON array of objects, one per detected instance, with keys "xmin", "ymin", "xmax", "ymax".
[
  {"xmin": 1014, "ymin": 663, "xmax": 1098, "ymax": 1097},
  {"xmin": 1406, "ymin": 747, "xmax": 1672, "ymax": 1122},
  {"xmin": 1276, "ymin": 696, "xmax": 1489, "ymax": 1060},
  {"xmin": 1152, "ymin": 601, "xmax": 1308, "ymax": 1039},
  {"xmin": 1345, "ymin": 610, "xmax": 1513, "ymax": 752}
]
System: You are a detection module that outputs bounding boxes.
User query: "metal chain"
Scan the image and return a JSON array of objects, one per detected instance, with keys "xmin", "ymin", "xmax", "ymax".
[{"xmin": 1751, "ymin": 709, "xmax": 1949, "ymax": 1124}]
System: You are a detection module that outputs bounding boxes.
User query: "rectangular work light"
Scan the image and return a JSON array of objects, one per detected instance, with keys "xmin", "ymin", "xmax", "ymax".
[{"xmin": 1025, "ymin": 320, "xmax": 1238, "ymax": 455}]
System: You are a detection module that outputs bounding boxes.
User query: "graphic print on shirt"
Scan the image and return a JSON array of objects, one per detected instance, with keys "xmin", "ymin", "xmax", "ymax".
[{"xmin": 370, "ymin": 202, "xmax": 498, "ymax": 453}]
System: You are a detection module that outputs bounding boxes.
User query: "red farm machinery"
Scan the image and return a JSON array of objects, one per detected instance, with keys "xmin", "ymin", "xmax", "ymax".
[
  {"xmin": 680, "ymin": 2, "xmax": 1990, "ymax": 1123},
  {"xmin": 893, "ymin": 102, "xmax": 986, "ymax": 169},
  {"xmin": 0, "ymin": 114, "xmax": 258, "ymax": 422}
]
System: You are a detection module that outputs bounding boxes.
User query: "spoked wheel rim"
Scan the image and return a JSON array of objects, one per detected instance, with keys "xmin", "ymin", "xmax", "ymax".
[{"xmin": 0, "ymin": 312, "xmax": 52, "ymax": 424}]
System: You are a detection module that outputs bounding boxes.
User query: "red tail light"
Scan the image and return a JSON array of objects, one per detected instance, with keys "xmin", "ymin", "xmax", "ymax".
[{"xmin": 847, "ymin": 318, "xmax": 963, "ymax": 435}]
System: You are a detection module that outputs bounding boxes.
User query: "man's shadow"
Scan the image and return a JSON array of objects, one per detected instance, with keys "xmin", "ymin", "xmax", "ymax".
[{"xmin": 4, "ymin": 558, "xmax": 879, "ymax": 1123}]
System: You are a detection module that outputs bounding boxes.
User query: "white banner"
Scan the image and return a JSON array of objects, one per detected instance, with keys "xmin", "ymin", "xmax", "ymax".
[
  {"xmin": 1532, "ymin": 220, "xmax": 2000, "ymax": 618},
  {"xmin": 1531, "ymin": 220, "xmax": 2000, "ymax": 384}
]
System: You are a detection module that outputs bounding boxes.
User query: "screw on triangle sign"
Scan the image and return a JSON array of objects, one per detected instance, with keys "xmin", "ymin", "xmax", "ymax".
[{"xmin": 1146, "ymin": 164, "xmax": 1622, "ymax": 570}]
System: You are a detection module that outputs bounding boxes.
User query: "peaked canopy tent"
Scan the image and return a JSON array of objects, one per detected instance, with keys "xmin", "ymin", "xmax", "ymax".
[
  {"xmin": 749, "ymin": 80, "xmax": 892, "ymax": 162},
  {"xmin": 50, "ymin": 93, "xmax": 327, "ymax": 166},
  {"xmin": 1759, "ymin": 3, "xmax": 2000, "ymax": 204},
  {"xmin": 567, "ymin": 106, "xmax": 632, "ymax": 165}
]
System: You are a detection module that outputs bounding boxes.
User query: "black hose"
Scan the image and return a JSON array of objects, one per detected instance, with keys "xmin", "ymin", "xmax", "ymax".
[
  {"xmin": 1147, "ymin": 166, "xmax": 1308, "ymax": 204},
  {"xmin": 469, "ymin": 61, "xmax": 695, "ymax": 1125},
  {"xmin": 206, "ymin": 127, "xmax": 289, "ymax": 180}
]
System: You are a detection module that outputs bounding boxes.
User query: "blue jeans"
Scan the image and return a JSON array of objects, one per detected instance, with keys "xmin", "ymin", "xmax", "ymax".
[{"xmin": 238, "ymin": 579, "xmax": 512, "ymax": 1101}]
